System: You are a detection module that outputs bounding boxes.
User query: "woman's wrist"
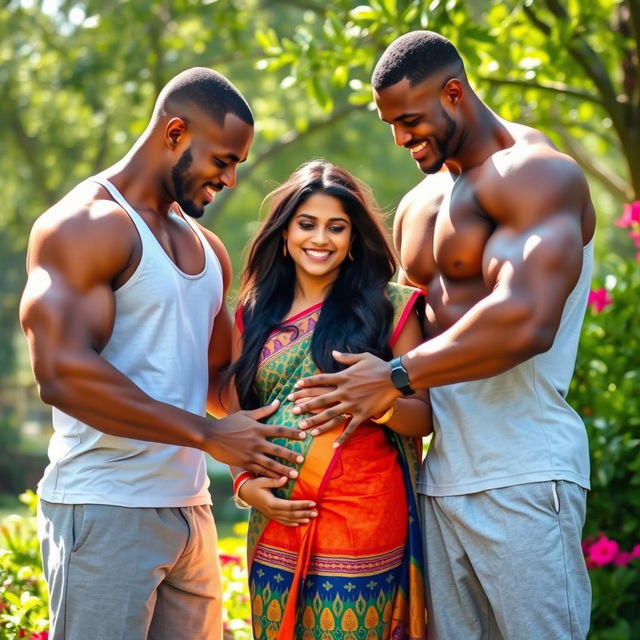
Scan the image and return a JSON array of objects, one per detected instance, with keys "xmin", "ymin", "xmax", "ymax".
[{"xmin": 233, "ymin": 470, "xmax": 257, "ymax": 509}]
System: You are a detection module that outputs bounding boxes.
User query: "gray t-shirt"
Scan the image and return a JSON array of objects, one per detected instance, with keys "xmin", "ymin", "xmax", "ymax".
[{"xmin": 419, "ymin": 238, "xmax": 594, "ymax": 496}]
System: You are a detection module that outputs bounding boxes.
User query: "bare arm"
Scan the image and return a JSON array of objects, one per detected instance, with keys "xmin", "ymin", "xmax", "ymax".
[
  {"xmin": 289, "ymin": 153, "xmax": 593, "ymax": 432},
  {"xmin": 201, "ymin": 227, "xmax": 234, "ymax": 418},
  {"xmin": 20, "ymin": 204, "xmax": 304, "ymax": 478}
]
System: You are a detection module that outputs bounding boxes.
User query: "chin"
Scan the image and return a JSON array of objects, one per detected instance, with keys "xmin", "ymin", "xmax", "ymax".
[
  {"xmin": 179, "ymin": 199, "xmax": 205, "ymax": 219},
  {"xmin": 419, "ymin": 157, "xmax": 446, "ymax": 175}
]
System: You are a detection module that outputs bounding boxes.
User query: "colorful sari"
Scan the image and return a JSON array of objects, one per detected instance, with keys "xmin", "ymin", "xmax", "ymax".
[{"xmin": 243, "ymin": 283, "xmax": 426, "ymax": 640}]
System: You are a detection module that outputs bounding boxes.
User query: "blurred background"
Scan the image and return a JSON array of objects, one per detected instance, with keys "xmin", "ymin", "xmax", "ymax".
[{"xmin": 1, "ymin": 3, "xmax": 639, "ymax": 633}]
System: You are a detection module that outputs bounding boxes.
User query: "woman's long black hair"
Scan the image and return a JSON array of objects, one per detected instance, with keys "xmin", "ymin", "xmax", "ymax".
[{"xmin": 230, "ymin": 161, "xmax": 397, "ymax": 409}]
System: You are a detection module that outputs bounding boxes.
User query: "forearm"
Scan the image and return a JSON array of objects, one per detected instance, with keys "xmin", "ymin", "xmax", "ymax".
[
  {"xmin": 382, "ymin": 396, "xmax": 432, "ymax": 437},
  {"xmin": 38, "ymin": 349, "xmax": 213, "ymax": 451}
]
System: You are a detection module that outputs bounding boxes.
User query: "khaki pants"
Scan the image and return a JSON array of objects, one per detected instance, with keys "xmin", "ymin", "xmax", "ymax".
[{"xmin": 38, "ymin": 500, "xmax": 222, "ymax": 640}]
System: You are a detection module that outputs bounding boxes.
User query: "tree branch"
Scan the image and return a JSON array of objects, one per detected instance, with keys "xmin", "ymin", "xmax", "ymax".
[
  {"xmin": 555, "ymin": 127, "xmax": 633, "ymax": 201},
  {"xmin": 623, "ymin": 0, "xmax": 640, "ymax": 91},
  {"xmin": 478, "ymin": 75, "xmax": 602, "ymax": 104}
]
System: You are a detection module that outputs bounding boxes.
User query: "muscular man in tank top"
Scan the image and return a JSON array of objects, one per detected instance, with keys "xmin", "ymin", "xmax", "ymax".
[
  {"xmin": 20, "ymin": 68, "xmax": 308, "ymax": 640},
  {"xmin": 289, "ymin": 32, "xmax": 595, "ymax": 639}
]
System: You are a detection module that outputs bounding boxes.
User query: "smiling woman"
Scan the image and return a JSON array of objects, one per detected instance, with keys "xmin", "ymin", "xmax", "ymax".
[{"xmin": 224, "ymin": 160, "xmax": 431, "ymax": 639}]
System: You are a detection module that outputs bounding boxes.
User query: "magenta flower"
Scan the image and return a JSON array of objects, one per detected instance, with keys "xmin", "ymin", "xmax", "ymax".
[
  {"xmin": 613, "ymin": 551, "xmax": 632, "ymax": 567},
  {"xmin": 615, "ymin": 201, "xmax": 640, "ymax": 227},
  {"xmin": 631, "ymin": 544, "xmax": 640, "ymax": 559},
  {"xmin": 587, "ymin": 535, "xmax": 619, "ymax": 568},
  {"xmin": 30, "ymin": 633, "xmax": 49, "ymax": 640},
  {"xmin": 587, "ymin": 288, "xmax": 613, "ymax": 313},
  {"xmin": 219, "ymin": 553, "xmax": 241, "ymax": 566}
]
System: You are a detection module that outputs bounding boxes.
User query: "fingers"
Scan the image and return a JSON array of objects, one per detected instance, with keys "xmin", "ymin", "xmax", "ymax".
[
  {"xmin": 286, "ymin": 385, "xmax": 335, "ymax": 404},
  {"xmin": 260, "ymin": 424, "xmax": 307, "ymax": 442},
  {"xmin": 331, "ymin": 350, "xmax": 367, "ymax": 365},
  {"xmin": 259, "ymin": 475, "xmax": 289, "ymax": 489},
  {"xmin": 292, "ymin": 390, "xmax": 340, "ymax": 417},
  {"xmin": 333, "ymin": 418, "xmax": 363, "ymax": 447},
  {"xmin": 297, "ymin": 404, "xmax": 348, "ymax": 431},
  {"xmin": 245, "ymin": 453, "xmax": 299, "ymax": 479},
  {"xmin": 270, "ymin": 499, "xmax": 318, "ymax": 526},
  {"xmin": 248, "ymin": 400, "xmax": 280, "ymax": 420},
  {"xmin": 294, "ymin": 372, "xmax": 340, "ymax": 390}
]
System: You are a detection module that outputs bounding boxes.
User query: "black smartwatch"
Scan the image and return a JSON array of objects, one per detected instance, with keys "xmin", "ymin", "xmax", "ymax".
[{"xmin": 389, "ymin": 356, "xmax": 415, "ymax": 396}]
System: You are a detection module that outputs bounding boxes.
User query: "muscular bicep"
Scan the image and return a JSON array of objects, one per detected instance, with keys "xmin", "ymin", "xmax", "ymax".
[{"xmin": 486, "ymin": 214, "xmax": 584, "ymax": 350}]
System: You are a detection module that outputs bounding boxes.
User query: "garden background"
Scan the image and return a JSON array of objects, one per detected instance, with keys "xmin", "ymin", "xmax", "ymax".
[{"xmin": 1, "ymin": 0, "xmax": 639, "ymax": 638}]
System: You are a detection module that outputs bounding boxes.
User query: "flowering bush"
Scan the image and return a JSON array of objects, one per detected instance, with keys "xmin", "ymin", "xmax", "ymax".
[
  {"xmin": 582, "ymin": 535, "xmax": 640, "ymax": 639},
  {"xmin": 0, "ymin": 492, "xmax": 48, "ymax": 640},
  {"xmin": 219, "ymin": 522, "xmax": 252, "ymax": 639},
  {"xmin": 569, "ymin": 203, "xmax": 640, "ymax": 547},
  {"xmin": 567, "ymin": 201, "xmax": 640, "ymax": 638}
]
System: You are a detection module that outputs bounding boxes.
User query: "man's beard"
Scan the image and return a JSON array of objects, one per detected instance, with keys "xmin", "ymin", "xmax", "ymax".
[
  {"xmin": 171, "ymin": 148, "xmax": 204, "ymax": 219},
  {"xmin": 420, "ymin": 109, "xmax": 456, "ymax": 175}
]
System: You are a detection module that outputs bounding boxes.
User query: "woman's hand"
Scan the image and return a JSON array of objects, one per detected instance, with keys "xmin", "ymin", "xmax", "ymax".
[{"xmin": 238, "ymin": 476, "xmax": 318, "ymax": 527}]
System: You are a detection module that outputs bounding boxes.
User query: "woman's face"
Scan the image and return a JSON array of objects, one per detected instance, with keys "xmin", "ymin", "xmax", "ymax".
[{"xmin": 283, "ymin": 192, "xmax": 353, "ymax": 286}]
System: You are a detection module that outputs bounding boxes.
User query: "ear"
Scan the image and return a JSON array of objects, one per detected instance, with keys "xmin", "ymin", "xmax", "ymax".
[
  {"xmin": 442, "ymin": 78, "xmax": 463, "ymax": 106},
  {"xmin": 165, "ymin": 117, "xmax": 187, "ymax": 150}
]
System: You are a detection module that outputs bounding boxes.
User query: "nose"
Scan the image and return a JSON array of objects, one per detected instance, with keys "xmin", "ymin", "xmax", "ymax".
[
  {"xmin": 311, "ymin": 227, "xmax": 329, "ymax": 245},
  {"xmin": 220, "ymin": 165, "xmax": 237, "ymax": 189},
  {"xmin": 391, "ymin": 124, "xmax": 411, "ymax": 147}
]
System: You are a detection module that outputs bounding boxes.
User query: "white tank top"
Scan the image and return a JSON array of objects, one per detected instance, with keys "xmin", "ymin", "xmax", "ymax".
[
  {"xmin": 419, "ymin": 237, "xmax": 594, "ymax": 496},
  {"xmin": 38, "ymin": 178, "xmax": 223, "ymax": 507}
]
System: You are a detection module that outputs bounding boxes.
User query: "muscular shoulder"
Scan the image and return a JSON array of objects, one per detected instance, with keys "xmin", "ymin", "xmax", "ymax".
[
  {"xmin": 27, "ymin": 182, "xmax": 137, "ymax": 288},
  {"xmin": 193, "ymin": 222, "xmax": 233, "ymax": 294},
  {"xmin": 477, "ymin": 139, "xmax": 589, "ymax": 229}
]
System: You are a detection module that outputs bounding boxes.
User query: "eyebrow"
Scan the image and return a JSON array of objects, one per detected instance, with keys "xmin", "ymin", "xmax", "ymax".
[
  {"xmin": 296, "ymin": 213, "xmax": 350, "ymax": 223},
  {"xmin": 382, "ymin": 112, "xmax": 421, "ymax": 124}
]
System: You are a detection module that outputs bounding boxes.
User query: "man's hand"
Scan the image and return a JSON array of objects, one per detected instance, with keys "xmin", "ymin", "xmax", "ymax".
[
  {"xmin": 209, "ymin": 401, "xmax": 307, "ymax": 478},
  {"xmin": 288, "ymin": 351, "xmax": 400, "ymax": 447},
  {"xmin": 238, "ymin": 476, "xmax": 318, "ymax": 527}
]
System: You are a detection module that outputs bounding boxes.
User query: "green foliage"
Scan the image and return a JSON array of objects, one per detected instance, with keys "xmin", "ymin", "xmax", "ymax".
[
  {"xmin": 569, "ymin": 238, "xmax": 640, "ymax": 547},
  {"xmin": 590, "ymin": 562, "xmax": 640, "ymax": 640},
  {"xmin": 0, "ymin": 491, "xmax": 48, "ymax": 640},
  {"xmin": 583, "ymin": 534, "xmax": 640, "ymax": 640}
]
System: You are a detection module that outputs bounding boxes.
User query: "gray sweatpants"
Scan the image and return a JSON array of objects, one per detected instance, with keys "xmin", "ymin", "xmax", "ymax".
[
  {"xmin": 419, "ymin": 481, "xmax": 591, "ymax": 640},
  {"xmin": 38, "ymin": 500, "xmax": 222, "ymax": 640}
]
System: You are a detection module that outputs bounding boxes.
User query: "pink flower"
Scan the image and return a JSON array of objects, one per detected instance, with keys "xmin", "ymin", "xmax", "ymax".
[
  {"xmin": 629, "ymin": 230, "xmax": 640, "ymax": 248},
  {"xmin": 631, "ymin": 544, "xmax": 640, "ymax": 559},
  {"xmin": 218, "ymin": 553, "xmax": 241, "ymax": 566},
  {"xmin": 613, "ymin": 551, "xmax": 632, "ymax": 566},
  {"xmin": 587, "ymin": 288, "xmax": 613, "ymax": 313},
  {"xmin": 615, "ymin": 201, "xmax": 640, "ymax": 227},
  {"xmin": 30, "ymin": 633, "xmax": 49, "ymax": 640},
  {"xmin": 587, "ymin": 535, "xmax": 619, "ymax": 568}
]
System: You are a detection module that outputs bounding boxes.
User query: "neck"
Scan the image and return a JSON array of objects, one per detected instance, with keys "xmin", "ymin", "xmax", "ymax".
[
  {"xmin": 445, "ymin": 98, "xmax": 512, "ymax": 175},
  {"xmin": 293, "ymin": 273, "xmax": 337, "ymax": 307},
  {"xmin": 99, "ymin": 130, "xmax": 174, "ymax": 218}
]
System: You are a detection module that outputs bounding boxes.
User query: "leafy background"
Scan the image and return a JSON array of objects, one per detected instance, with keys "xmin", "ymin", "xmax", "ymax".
[{"xmin": 1, "ymin": 0, "xmax": 639, "ymax": 638}]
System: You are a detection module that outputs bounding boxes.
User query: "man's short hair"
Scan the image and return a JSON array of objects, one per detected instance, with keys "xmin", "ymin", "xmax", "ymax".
[
  {"xmin": 154, "ymin": 67, "xmax": 254, "ymax": 126},
  {"xmin": 372, "ymin": 30, "xmax": 464, "ymax": 91}
]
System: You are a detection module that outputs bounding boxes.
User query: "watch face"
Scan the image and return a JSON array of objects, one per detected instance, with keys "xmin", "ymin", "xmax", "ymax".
[{"xmin": 390, "ymin": 361, "xmax": 409, "ymax": 388}]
